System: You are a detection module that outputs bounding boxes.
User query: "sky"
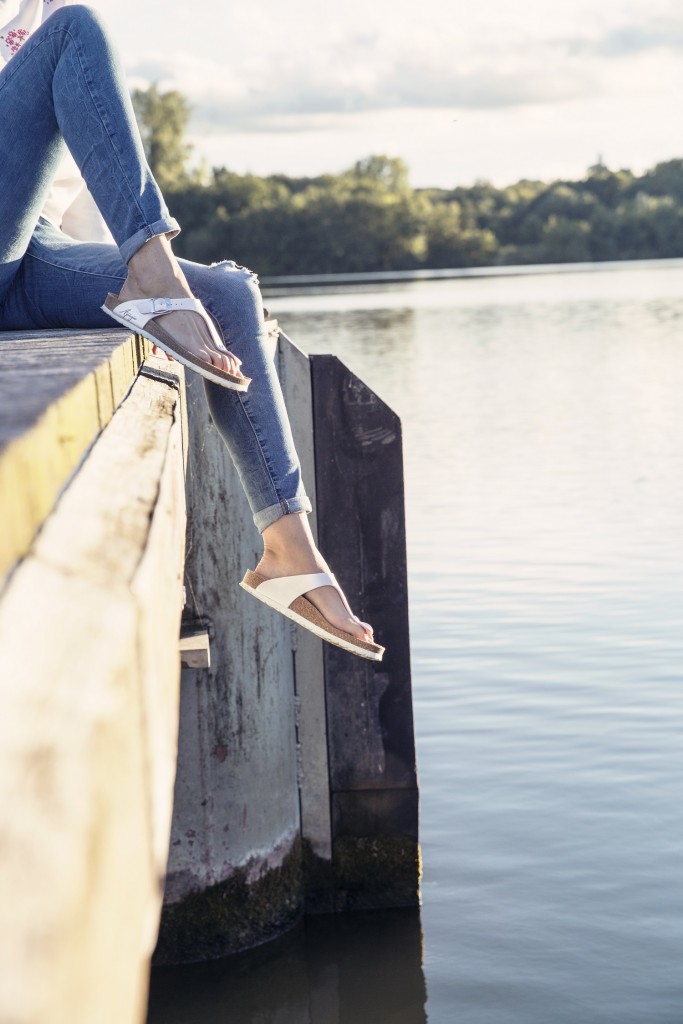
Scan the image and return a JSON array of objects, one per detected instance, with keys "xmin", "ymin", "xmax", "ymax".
[{"xmin": 95, "ymin": 0, "xmax": 683, "ymax": 189}]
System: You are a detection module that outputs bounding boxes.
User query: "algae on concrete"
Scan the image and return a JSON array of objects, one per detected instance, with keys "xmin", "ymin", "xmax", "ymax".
[
  {"xmin": 303, "ymin": 837, "xmax": 422, "ymax": 915},
  {"xmin": 154, "ymin": 839, "xmax": 303, "ymax": 964}
]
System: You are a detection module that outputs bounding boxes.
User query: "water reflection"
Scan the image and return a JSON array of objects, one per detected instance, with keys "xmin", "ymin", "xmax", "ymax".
[
  {"xmin": 266, "ymin": 265, "xmax": 683, "ymax": 1024},
  {"xmin": 149, "ymin": 265, "xmax": 683, "ymax": 1024},
  {"xmin": 147, "ymin": 908, "xmax": 427, "ymax": 1024},
  {"xmin": 281, "ymin": 306, "xmax": 417, "ymax": 363}
]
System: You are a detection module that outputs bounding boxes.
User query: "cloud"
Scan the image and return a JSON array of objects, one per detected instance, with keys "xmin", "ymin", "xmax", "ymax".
[
  {"xmin": 92, "ymin": 0, "xmax": 683, "ymax": 188},
  {"xmin": 129, "ymin": 37, "xmax": 596, "ymax": 134},
  {"xmin": 565, "ymin": 19, "xmax": 683, "ymax": 58},
  {"xmin": 125, "ymin": 3, "xmax": 683, "ymax": 136}
]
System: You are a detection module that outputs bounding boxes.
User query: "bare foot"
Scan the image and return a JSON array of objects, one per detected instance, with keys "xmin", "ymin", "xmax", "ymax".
[
  {"xmin": 256, "ymin": 514, "xmax": 375, "ymax": 643},
  {"xmin": 255, "ymin": 550, "xmax": 375, "ymax": 642},
  {"xmin": 119, "ymin": 233, "xmax": 244, "ymax": 379}
]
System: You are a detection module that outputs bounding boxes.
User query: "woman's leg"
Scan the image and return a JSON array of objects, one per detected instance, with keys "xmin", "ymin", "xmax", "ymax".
[
  {"xmin": 184, "ymin": 258, "xmax": 375, "ymax": 642},
  {"xmin": 0, "ymin": 5, "xmax": 237, "ymax": 377},
  {"xmin": 0, "ymin": 224, "xmax": 373, "ymax": 641},
  {"xmin": 0, "ymin": 5, "xmax": 176, "ymax": 294}
]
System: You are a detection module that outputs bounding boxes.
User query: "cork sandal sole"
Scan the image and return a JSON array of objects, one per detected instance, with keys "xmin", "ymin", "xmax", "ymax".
[
  {"xmin": 102, "ymin": 293, "xmax": 250, "ymax": 392},
  {"xmin": 240, "ymin": 569, "xmax": 384, "ymax": 661}
]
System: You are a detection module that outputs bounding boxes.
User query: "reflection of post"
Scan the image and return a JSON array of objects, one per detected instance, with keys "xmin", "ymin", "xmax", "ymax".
[
  {"xmin": 306, "ymin": 909, "xmax": 427, "ymax": 1024},
  {"xmin": 148, "ymin": 908, "xmax": 427, "ymax": 1024},
  {"xmin": 310, "ymin": 355, "xmax": 420, "ymax": 911}
]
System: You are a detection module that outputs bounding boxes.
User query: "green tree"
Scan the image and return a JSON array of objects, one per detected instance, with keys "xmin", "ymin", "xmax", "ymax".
[
  {"xmin": 426, "ymin": 203, "xmax": 497, "ymax": 267},
  {"xmin": 143, "ymin": 104, "xmax": 683, "ymax": 274},
  {"xmin": 540, "ymin": 215, "xmax": 591, "ymax": 263},
  {"xmin": 349, "ymin": 155, "xmax": 411, "ymax": 192},
  {"xmin": 638, "ymin": 159, "xmax": 683, "ymax": 202},
  {"xmin": 132, "ymin": 84, "xmax": 194, "ymax": 191}
]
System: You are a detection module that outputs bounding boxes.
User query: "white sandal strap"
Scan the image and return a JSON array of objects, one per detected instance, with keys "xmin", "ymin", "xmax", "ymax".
[
  {"xmin": 109, "ymin": 296, "xmax": 202, "ymax": 323},
  {"xmin": 256, "ymin": 572, "xmax": 339, "ymax": 609},
  {"xmin": 109, "ymin": 297, "xmax": 227, "ymax": 352}
]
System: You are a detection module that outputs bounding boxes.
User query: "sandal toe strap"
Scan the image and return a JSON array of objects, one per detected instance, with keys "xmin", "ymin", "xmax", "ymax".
[
  {"xmin": 107, "ymin": 295, "xmax": 228, "ymax": 354},
  {"xmin": 257, "ymin": 572, "xmax": 339, "ymax": 609}
]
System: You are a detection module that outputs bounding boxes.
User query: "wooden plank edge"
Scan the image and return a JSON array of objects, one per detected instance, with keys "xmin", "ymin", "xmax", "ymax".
[{"xmin": 0, "ymin": 334, "xmax": 153, "ymax": 589}]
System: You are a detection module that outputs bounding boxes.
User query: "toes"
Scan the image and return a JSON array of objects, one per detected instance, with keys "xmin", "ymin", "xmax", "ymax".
[
  {"xmin": 224, "ymin": 352, "xmax": 243, "ymax": 376},
  {"xmin": 151, "ymin": 343, "xmax": 173, "ymax": 362},
  {"xmin": 202, "ymin": 329, "xmax": 242, "ymax": 375},
  {"xmin": 304, "ymin": 586, "xmax": 374, "ymax": 644},
  {"xmin": 207, "ymin": 347, "xmax": 243, "ymax": 378},
  {"xmin": 350, "ymin": 616, "xmax": 374, "ymax": 641},
  {"xmin": 352, "ymin": 614, "xmax": 374, "ymax": 639},
  {"xmin": 160, "ymin": 310, "xmax": 245, "ymax": 378}
]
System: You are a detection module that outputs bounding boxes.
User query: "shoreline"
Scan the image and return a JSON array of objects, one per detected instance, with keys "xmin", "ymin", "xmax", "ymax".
[{"xmin": 261, "ymin": 255, "xmax": 683, "ymax": 290}]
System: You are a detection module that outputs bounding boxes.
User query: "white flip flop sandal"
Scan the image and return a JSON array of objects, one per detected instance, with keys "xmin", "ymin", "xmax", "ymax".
[
  {"xmin": 102, "ymin": 293, "xmax": 250, "ymax": 391},
  {"xmin": 240, "ymin": 570, "xmax": 384, "ymax": 661}
]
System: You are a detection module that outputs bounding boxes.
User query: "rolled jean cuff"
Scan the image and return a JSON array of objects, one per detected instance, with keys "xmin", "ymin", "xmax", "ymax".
[
  {"xmin": 254, "ymin": 495, "xmax": 313, "ymax": 533},
  {"xmin": 120, "ymin": 217, "xmax": 181, "ymax": 264}
]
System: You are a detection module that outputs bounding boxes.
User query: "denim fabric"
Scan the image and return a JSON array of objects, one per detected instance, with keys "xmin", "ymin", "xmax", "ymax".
[
  {"xmin": 0, "ymin": 220, "xmax": 312, "ymax": 530},
  {"xmin": 0, "ymin": 4, "xmax": 311, "ymax": 531},
  {"xmin": 0, "ymin": 5, "xmax": 179, "ymax": 304}
]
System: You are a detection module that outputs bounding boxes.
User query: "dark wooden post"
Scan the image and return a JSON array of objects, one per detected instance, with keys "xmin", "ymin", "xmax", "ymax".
[{"xmin": 308, "ymin": 354, "xmax": 419, "ymax": 910}]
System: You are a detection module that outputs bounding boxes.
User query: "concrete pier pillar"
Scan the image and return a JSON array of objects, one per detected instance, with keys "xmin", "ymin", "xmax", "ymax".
[
  {"xmin": 154, "ymin": 349, "xmax": 303, "ymax": 964},
  {"xmin": 155, "ymin": 334, "xmax": 419, "ymax": 964}
]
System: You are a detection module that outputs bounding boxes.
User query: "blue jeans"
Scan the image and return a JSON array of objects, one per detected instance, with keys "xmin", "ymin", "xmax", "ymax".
[{"xmin": 0, "ymin": 5, "xmax": 311, "ymax": 532}]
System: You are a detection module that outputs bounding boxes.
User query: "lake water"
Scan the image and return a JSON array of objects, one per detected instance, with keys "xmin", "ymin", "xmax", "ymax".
[{"xmin": 147, "ymin": 261, "xmax": 683, "ymax": 1023}]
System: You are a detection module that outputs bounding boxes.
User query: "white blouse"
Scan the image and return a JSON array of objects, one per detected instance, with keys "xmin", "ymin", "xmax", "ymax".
[{"xmin": 1, "ymin": 0, "xmax": 113, "ymax": 242}]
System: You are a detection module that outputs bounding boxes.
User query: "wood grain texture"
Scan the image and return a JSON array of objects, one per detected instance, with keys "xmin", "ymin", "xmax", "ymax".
[
  {"xmin": 0, "ymin": 359, "xmax": 186, "ymax": 1024},
  {"xmin": 0, "ymin": 329, "xmax": 148, "ymax": 586},
  {"xmin": 310, "ymin": 355, "xmax": 418, "ymax": 843},
  {"xmin": 277, "ymin": 333, "xmax": 331, "ymax": 862}
]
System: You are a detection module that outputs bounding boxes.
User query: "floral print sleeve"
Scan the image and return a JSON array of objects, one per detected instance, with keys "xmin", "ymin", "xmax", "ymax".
[
  {"xmin": 0, "ymin": 26, "xmax": 29, "ymax": 54},
  {"xmin": 0, "ymin": 0, "xmax": 72, "ymax": 66}
]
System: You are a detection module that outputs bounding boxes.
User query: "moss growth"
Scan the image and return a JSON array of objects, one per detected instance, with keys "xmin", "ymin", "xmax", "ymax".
[
  {"xmin": 303, "ymin": 837, "xmax": 421, "ymax": 914},
  {"xmin": 153, "ymin": 838, "xmax": 303, "ymax": 964},
  {"xmin": 153, "ymin": 836, "xmax": 421, "ymax": 962},
  {"xmin": 332, "ymin": 837, "xmax": 422, "ymax": 911}
]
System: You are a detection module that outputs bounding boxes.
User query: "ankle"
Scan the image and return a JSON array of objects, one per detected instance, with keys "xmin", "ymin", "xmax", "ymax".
[
  {"xmin": 256, "ymin": 548, "xmax": 324, "ymax": 579},
  {"xmin": 257, "ymin": 514, "xmax": 328, "ymax": 579},
  {"xmin": 123, "ymin": 234, "xmax": 188, "ymax": 299}
]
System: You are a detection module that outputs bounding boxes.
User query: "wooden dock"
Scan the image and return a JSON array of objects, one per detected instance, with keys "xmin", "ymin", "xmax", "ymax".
[
  {"xmin": 0, "ymin": 330, "xmax": 187, "ymax": 1024},
  {"xmin": 0, "ymin": 325, "xmax": 419, "ymax": 1021}
]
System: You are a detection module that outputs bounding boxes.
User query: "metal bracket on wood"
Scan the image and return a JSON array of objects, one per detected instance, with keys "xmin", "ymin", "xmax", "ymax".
[
  {"xmin": 179, "ymin": 629, "xmax": 210, "ymax": 669},
  {"xmin": 139, "ymin": 362, "xmax": 182, "ymax": 390}
]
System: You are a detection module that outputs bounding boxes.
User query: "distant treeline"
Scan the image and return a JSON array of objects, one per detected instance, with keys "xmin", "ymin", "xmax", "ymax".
[{"xmin": 134, "ymin": 87, "xmax": 683, "ymax": 275}]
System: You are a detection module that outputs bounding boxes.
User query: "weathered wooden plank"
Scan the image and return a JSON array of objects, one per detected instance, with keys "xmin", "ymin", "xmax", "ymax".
[
  {"xmin": 0, "ymin": 329, "xmax": 148, "ymax": 587},
  {"xmin": 278, "ymin": 333, "xmax": 332, "ymax": 866},
  {"xmin": 0, "ymin": 330, "xmax": 139, "ymax": 440},
  {"xmin": 310, "ymin": 354, "xmax": 419, "ymax": 910},
  {"xmin": 0, "ymin": 569, "xmax": 152, "ymax": 1024},
  {"xmin": 332, "ymin": 789, "xmax": 420, "ymax": 840},
  {"xmin": 126, "ymin": 361, "xmax": 187, "ymax": 890},
  {"xmin": 311, "ymin": 355, "xmax": 416, "ymax": 791},
  {"xmin": 0, "ymin": 359, "xmax": 186, "ymax": 1024}
]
